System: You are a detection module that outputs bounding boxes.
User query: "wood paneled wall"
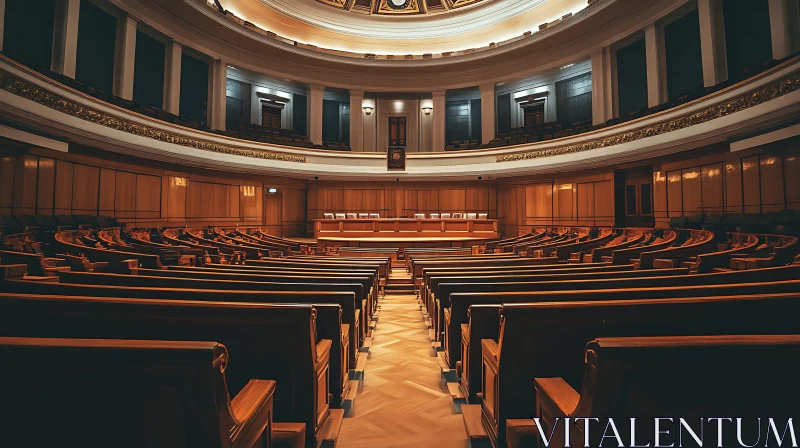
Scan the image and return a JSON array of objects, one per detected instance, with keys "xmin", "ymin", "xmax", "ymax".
[
  {"xmin": 653, "ymin": 137, "xmax": 799, "ymax": 227},
  {"xmin": 0, "ymin": 143, "xmax": 307, "ymax": 236},
  {"xmin": 307, "ymin": 181, "xmax": 497, "ymax": 234},
  {"xmin": 498, "ymin": 173, "xmax": 615, "ymax": 236}
]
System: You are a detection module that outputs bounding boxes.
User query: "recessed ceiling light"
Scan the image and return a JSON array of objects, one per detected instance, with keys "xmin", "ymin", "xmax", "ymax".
[{"xmin": 560, "ymin": 64, "xmax": 574, "ymax": 69}]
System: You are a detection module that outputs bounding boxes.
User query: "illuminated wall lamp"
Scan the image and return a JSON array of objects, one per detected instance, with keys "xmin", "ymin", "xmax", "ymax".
[
  {"xmin": 422, "ymin": 106, "xmax": 433, "ymax": 115},
  {"xmin": 362, "ymin": 106, "xmax": 374, "ymax": 115}
]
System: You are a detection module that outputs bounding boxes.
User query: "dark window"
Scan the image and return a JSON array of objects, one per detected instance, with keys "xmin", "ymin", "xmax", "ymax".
[
  {"xmin": 446, "ymin": 100, "xmax": 470, "ymax": 145},
  {"xmin": 3, "ymin": 0, "xmax": 56, "ymax": 71},
  {"xmin": 616, "ymin": 37, "xmax": 648, "ymax": 117},
  {"xmin": 665, "ymin": 9, "xmax": 704, "ymax": 101},
  {"xmin": 556, "ymin": 72, "xmax": 592, "ymax": 124},
  {"xmin": 640, "ymin": 183, "xmax": 652, "ymax": 215},
  {"xmin": 261, "ymin": 105, "xmax": 281, "ymax": 128},
  {"xmin": 497, "ymin": 93, "xmax": 511, "ymax": 134},
  {"xmin": 388, "ymin": 116, "xmax": 407, "ymax": 146},
  {"xmin": 293, "ymin": 93, "xmax": 307, "ymax": 136},
  {"xmin": 133, "ymin": 31, "xmax": 165, "ymax": 109},
  {"xmin": 179, "ymin": 52, "xmax": 209, "ymax": 125},
  {"xmin": 226, "ymin": 79, "xmax": 249, "ymax": 129},
  {"xmin": 470, "ymin": 98, "xmax": 482, "ymax": 144},
  {"xmin": 626, "ymin": 184, "xmax": 638, "ymax": 215},
  {"xmin": 75, "ymin": 0, "xmax": 116, "ymax": 95},
  {"xmin": 723, "ymin": 0, "xmax": 773, "ymax": 81},
  {"xmin": 322, "ymin": 99, "xmax": 341, "ymax": 143}
]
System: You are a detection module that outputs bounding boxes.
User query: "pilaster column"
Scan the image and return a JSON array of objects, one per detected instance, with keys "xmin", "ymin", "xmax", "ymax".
[
  {"xmin": 308, "ymin": 84, "xmax": 324, "ymax": 145},
  {"xmin": 479, "ymin": 83, "xmax": 496, "ymax": 145},
  {"xmin": 432, "ymin": 90, "xmax": 446, "ymax": 152},
  {"xmin": 51, "ymin": 0, "xmax": 81, "ymax": 78},
  {"xmin": 645, "ymin": 23, "xmax": 667, "ymax": 107},
  {"xmin": 349, "ymin": 90, "xmax": 364, "ymax": 152},
  {"xmin": 698, "ymin": 0, "xmax": 728, "ymax": 87},
  {"xmin": 768, "ymin": 0, "xmax": 800, "ymax": 60},
  {"xmin": 591, "ymin": 48, "xmax": 616, "ymax": 126},
  {"xmin": 0, "ymin": 0, "xmax": 6, "ymax": 51},
  {"xmin": 113, "ymin": 15, "xmax": 137, "ymax": 100},
  {"xmin": 163, "ymin": 42, "xmax": 182, "ymax": 115},
  {"xmin": 208, "ymin": 58, "xmax": 227, "ymax": 131}
]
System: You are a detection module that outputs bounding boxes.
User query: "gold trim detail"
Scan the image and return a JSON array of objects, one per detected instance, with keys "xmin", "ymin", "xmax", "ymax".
[
  {"xmin": 496, "ymin": 71, "xmax": 800, "ymax": 162},
  {"xmin": 0, "ymin": 70, "xmax": 307, "ymax": 163}
]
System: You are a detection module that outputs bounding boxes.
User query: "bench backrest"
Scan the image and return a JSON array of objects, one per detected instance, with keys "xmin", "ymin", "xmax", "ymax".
[
  {"xmin": 0, "ymin": 293, "xmax": 327, "ymax": 445},
  {"xmin": 0, "ymin": 337, "xmax": 260, "ymax": 448}
]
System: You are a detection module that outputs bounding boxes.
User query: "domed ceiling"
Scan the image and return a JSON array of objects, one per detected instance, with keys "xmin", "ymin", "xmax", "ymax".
[
  {"xmin": 317, "ymin": 0, "xmax": 487, "ymax": 16},
  {"xmin": 220, "ymin": 0, "xmax": 588, "ymax": 54}
]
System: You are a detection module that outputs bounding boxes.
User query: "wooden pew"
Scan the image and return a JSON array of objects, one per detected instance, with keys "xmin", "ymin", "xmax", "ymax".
[
  {"xmin": 432, "ymin": 267, "xmax": 687, "ymax": 347},
  {"xmin": 523, "ymin": 335, "xmax": 800, "ymax": 448},
  {"xmin": 481, "ymin": 294, "xmax": 800, "ymax": 447},
  {"xmin": 0, "ymin": 337, "xmax": 276, "ymax": 448},
  {"xmin": 0, "ymin": 281, "xmax": 350, "ymax": 423},
  {"xmin": 420, "ymin": 263, "xmax": 618, "ymax": 314},
  {"xmin": 182, "ymin": 264, "xmax": 380, "ymax": 319},
  {"xmin": 407, "ymin": 252, "xmax": 519, "ymax": 274},
  {"xmin": 412, "ymin": 257, "xmax": 559, "ymax": 288},
  {"xmin": 635, "ymin": 229, "xmax": 716, "ymax": 269},
  {"xmin": 54, "ymin": 230, "xmax": 162, "ymax": 269},
  {"xmin": 0, "ymin": 249, "xmax": 70, "ymax": 277},
  {"xmin": 581, "ymin": 229, "xmax": 646, "ymax": 262},
  {"xmin": 246, "ymin": 258, "xmax": 389, "ymax": 284},
  {"xmin": 610, "ymin": 230, "xmax": 679, "ymax": 264},
  {"xmin": 451, "ymin": 265, "xmax": 800, "ymax": 403},
  {"xmin": 0, "ymin": 293, "xmax": 339, "ymax": 448},
  {"xmin": 58, "ymin": 269, "xmax": 365, "ymax": 367}
]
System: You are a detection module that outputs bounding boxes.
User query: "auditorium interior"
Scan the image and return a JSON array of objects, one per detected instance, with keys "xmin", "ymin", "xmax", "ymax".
[{"xmin": 1, "ymin": 0, "xmax": 800, "ymax": 447}]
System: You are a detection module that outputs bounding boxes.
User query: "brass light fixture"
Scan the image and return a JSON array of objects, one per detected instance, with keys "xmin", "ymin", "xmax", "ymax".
[
  {"xmin": 363, "ymin": 106, "xmax": 374, "ymax": 115},
  {"xmin": 422, "ymin": 106, "xmax": 433, "ymax": 115}
]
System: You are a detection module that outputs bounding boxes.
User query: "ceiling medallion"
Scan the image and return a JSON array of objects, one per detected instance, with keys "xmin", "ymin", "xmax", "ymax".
[{"xmin": 376, "ymin": 0, "xmax": 421, "ymax": 14}]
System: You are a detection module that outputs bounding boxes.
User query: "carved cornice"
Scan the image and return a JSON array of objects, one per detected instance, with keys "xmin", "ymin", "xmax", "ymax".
[
  {"xmin": 0, "ymin": 70, "xmax": 306, "ymax": 163},
  {"xmin": 497, "ymin": 70, "xmax": 800, "ymax": 162}
]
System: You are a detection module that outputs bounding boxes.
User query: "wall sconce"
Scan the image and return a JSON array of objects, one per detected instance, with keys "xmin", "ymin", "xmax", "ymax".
[
  {"xmin": 363, "ymin": 106, "xmax": 374, "ymax": 115},
  {"xmin": 422, "ymin": 106, "xmax": 433, "ymax": 115}
]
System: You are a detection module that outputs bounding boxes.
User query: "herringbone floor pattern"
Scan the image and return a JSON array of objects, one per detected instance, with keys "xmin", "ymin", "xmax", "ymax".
[{"xmin": 338, "ymin": 272, "xmax": 468, "ymax": 447}]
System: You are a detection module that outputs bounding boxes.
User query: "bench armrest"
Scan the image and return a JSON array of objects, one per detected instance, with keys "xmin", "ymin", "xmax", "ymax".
[
  {"xmin": 506, "ymin": 419, "xmax": 542, "ymax": 448},
  {"xmin": 230, "ymin": 379, "xmax": 277, "ymax": 448},
  {"xmin": 481, "ymin": 339, "xmax": 499, "ymax": 370},
  {"xmin": 316, "ymin": 339, "xmax": 333, "ymax": 364},
  {"xmin": 534, "ymin": 377, "xmax": 579, "ymax": 417}
]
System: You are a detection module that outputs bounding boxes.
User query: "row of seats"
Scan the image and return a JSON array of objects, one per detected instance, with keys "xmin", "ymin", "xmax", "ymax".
[
  {"xmin": 405, "ymin": 225, "xmax": 800, "ymax": 447},
  {"xmin": 320, "ymin": 213, "xmax": 490, "ymax": 219},
  {"xmin": 0, "ymin": 214, "xmax": 119, "ymax": 237},
  {"xmin": 0, "ymin": 221, "xmax": 398, "ymax": 447},
  {"xmin": 669, "ymin": 209, "xmax": 800, "ymax": 234}
]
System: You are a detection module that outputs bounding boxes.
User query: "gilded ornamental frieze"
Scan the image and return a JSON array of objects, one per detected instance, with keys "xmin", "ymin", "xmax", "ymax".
[
  {"xmin": 496, "ymin": 70, "xmax": 800, "ymax": 162},
  {"xmin": 0, "ymin": 70, "xmax": 306, "ymax": 163}
]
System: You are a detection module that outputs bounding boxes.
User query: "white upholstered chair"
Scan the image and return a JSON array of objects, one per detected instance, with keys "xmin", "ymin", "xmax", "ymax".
[
  {"xmin": 368, "ymin": 213, "xmax": 380, "ymax": 218},
  {"xmin": 346, "ymin": 213, "xmax": 357, "ymax": 219},
  {"xmin": 466, "ymin": 213, "xmax": 477, "ymax": 219},
  {"xmin": 440, "ymin": 213, "xmax": 451, "ymax": 219},
  {"xmin": 335, "ymin": 213, "xmax": 346, "ymax": 219},
  {"xmin": 430, "ymin": 213, "xmax": 440, "ymax": 219},
  {"xmin": 323, "ymin": 213, "xmax": 335, "ymax": 219},
  {"xmin": 478, "ymin": 213, "xmax": 488, "ymax": 219},
  {"xmin": 413, "ymin": 213, "xmax": 426, "ymax": 219}
]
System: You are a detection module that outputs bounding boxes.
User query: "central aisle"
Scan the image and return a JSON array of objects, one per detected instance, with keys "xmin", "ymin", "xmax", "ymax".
[{"xmin": 337, "ymin": 272, "xmax": 468, "ymax": 447}]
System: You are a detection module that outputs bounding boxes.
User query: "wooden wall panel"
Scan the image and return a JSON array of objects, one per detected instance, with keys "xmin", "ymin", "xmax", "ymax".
[
  {"xmin": 555, "ymin": 184, "xmax": 574, "ymax": 224},
  {"xmin": 165, "ymin": 177, "xmax": 187, "ymax": 219},
  {"xmin": 525, "ymin": 183, "xmax": 553, "ymax": 225},
  {"xmin": 241, "ymin": 185, "xmax": 259, "ymax": 219},
  {"xmin": 666, "ymin": 170, "xmax": 682, "ymax": 217},
  {"xmin": 594, "ymin": 180, "xmax": 614, "ymax": 226},
  {"xmin": 741, "ymin": 155, "xmax": 761, "ymax": 214},
  {"xmin": 282, "ymin": 188, "xmax": 306, "ymax": 236},
  {"xmin": 15, "ymin": 155, "xmax": 38, "ymax": 214},
  {"xmin": 700, "ymin": 164, "xmax": 723, "ymax": 214},
  {"xmin": 71, "ymin": 164, "xmax": 100, "ymax": 214},
  {"xmin": 135, "ymin": 174, "xmax": 161, "ymax": 219},
  {"xmin": 724, "ymin": 161, "xmax": 742, "ymax": 214},
  {"xmin": 212, "ymin": 184, "xmax": 228, "ymax": 218},
  {"xmin": 98, "ymin": 169, "xmax": 116, "ymax": 217},
  {"xmin": 653, "ymin": 171, "xmax": 668, "ymax": 227},
  {"xmin": 439, "ymin": 189, "xmax": 466, "ymax": 212},
  {"xmin": 36, "ymin": 157, "xmax": 55, "ymax": 215},
  {"xmin": 576, "ymin": 183, "xmax": 594, "ymax": 226},
  {"xmin": 228, "ymin": 185, "xmax": 240, "ymax": 219},
  {"xmin": 785, "ymin": 148, "xmax": 799, "ymax": 209},
  {"xmin": 759, "ymin": 155, "xmax": 785, "ymax": 212},
  {"xmin": 114, "ymin": 171, "xmax": 137, "ymax": 219},
  {"xmin": 54, "ymin": 160, "xmax": 74, "ymax": 215},
  {"xmin": 681, "ymin": 167, "xmax": 702, "ymax": 215},
  {"xmin": 0, "ymin": 156, "xmax": 14, "ymax": 215}
]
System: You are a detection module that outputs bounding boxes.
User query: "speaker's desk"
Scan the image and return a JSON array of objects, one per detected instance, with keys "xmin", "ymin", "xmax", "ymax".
[{"xmin": 313, "ymin": 218, "xmax": 498, "ymax": 248}]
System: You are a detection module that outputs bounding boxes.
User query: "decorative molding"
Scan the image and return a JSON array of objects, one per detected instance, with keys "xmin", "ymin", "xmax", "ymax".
[
  {"xmin": 497, "ymin": 70, "xmax": 800, "ymax": 162},
  {"xmin": 0, "ymin": 70, "xmax": 306, "ymax": 164}
]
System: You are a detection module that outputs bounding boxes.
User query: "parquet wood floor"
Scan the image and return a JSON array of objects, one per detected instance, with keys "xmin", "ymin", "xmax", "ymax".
[{"xmin": 337, "ymin": 271, "xmax": 468, "ymax": 448}]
